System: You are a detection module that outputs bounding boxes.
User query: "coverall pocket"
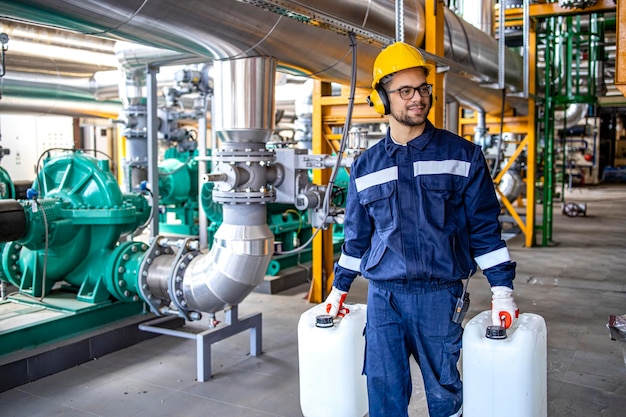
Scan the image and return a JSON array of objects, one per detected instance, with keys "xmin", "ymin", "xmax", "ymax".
[
  {"xmin": 419, "ymin": 176, "xmax": 461, "ymax": 227},
  {"xmin": 363, "ymin": 238, "xmax": 386, "ymax": 272},
  {"xmin": 358, "ymin": 182, "xmax": 395, "ymax": 231},
  {"xmin": 439, "ymin": 332, "xmax": 462, "ymax": 386}
]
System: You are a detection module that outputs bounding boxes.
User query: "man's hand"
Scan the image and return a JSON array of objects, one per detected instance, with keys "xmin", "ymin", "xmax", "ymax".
[
  {"xmin": 491, "ymin": 286, "xmax": 519, "ymax": 328},
  {"xmin": 324, "ymin": 287, "xmax": 348, "ymax": 318}
]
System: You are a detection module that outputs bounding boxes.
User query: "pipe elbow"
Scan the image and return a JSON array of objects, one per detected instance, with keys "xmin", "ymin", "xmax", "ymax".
[{"xmin": 182, "ymin": 222, "xmax": 274, "ymax": 314}]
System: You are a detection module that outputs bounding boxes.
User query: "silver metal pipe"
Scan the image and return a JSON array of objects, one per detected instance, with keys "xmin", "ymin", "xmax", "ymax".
[
  {"xmin": 146, "ymin": 65, "xmax": 160, "ymax": 238},
  {"xmin": 498, "ymin": 1, "xmax": 505, "ymax": 89},
  {"xmin": 0, "ymin": 0, "xmax": 524, "ymax": 114},
  {"xmin": 182, "ymin": 205, "xmax": 274, "ymax": 314},
  {"xmin": 523, "ymin": 0, "xmax": 530, "ymax": 98},
  {"xmin": 177, "ymin": 56, "xmax": 275, "ymax": 314},
  {"xmin": 213, "ymin": 57, "xmax": 276, "ymax": 144},
  {"xmin": 0, "ymin": 19, "xmax": 118, "ymax": 76}
]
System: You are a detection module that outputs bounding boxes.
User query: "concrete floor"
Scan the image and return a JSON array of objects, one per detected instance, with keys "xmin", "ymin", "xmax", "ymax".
[{"xmin": 1, "ymin": 184, "xmax": 626, "ymax": 416}]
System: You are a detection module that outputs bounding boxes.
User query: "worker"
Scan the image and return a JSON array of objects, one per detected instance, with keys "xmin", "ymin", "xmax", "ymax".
[{"xmin": 323, "ymin": 42, "xmax": 519, "ymax": 417}]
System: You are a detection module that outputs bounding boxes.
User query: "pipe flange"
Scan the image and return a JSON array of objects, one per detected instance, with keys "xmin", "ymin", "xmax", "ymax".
[
  {"xmin": 138, "ymin": 236, "xmax": 175, "ymax": 315},
  {"xmin": 212, "ymin": 189, "xmax": 276, "ymax": 204},
  {"xmin": 214, "ymin": 149, "xmax": 275, "ymax": 164},
  {"xmin": 106, "ymin": 241, "xmax": 148, "ymax": 302},
  {"xmin": 168, "ymin": 238, "xmax": 201, "ymax": 321}
]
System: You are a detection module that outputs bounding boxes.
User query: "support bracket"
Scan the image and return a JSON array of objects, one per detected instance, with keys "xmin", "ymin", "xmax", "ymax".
[{"xmin": 138, "ymin": 305, "xmax": 262, "ymax": 382}]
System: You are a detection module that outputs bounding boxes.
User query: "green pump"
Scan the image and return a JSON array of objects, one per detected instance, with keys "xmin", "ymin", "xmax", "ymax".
[{"xmin": 0, "ymin": 150, "xmax": 150, "ymax": 303}]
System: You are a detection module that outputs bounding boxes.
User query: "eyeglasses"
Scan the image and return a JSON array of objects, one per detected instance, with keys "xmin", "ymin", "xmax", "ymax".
[{"xmin": 386, "ymin": 84, "xmax": 433, "ymax": 100}]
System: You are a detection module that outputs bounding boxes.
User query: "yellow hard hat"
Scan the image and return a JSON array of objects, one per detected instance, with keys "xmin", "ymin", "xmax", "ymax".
[{"xmin": 371, "ymin": 42, "xmax": 434, "ymax": 88}]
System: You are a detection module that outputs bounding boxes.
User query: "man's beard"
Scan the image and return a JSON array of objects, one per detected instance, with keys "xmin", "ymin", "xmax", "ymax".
[{"xmin": 392, "ymin": 105, "xmax": 430, "ymax": 127}]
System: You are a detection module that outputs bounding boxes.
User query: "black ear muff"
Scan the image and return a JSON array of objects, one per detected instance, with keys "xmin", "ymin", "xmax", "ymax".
[{"xmin": 367, "ymin": 84, "xmax": 390, "ymax": 116}]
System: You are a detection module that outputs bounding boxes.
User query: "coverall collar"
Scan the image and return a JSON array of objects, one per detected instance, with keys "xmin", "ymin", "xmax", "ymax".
[{"xmin": 384, "ymin": 120, "xmax": 436, "ymax": 157}]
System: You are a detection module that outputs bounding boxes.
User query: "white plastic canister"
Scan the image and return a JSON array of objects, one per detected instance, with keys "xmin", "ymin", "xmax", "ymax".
[
  {"xmin": 462, "ymin": 310, "xmax": 547, "ymax": 417},
  {"xmin": 298, "ymin": 303, "xmax": 368, "ymax": 417}
]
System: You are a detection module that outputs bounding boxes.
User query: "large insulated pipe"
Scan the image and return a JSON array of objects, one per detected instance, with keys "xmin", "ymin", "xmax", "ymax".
[
  {"xmin": 0, "ymin": 71, "xmax": 122, "ymax": 118},
  {"xmin": 168, "ymin": 56, "xmax": 275, "ymax": 314},
  {"xmin": 0, "ymin": 0, "xmax": 524, "ymax": 114},
  {"xmin": 0, "ymin": 19, "xmax": 118, "ymax": 76}
]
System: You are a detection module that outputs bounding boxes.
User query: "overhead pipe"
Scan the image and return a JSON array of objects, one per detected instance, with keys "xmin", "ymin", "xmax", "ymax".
[
  {"xmin": 0, "ymin": 19, "xmax": 118, "ymax": 76},
  {"xmin": 0, "ymin": 0, "xmax": 525, "ymax": 114}
]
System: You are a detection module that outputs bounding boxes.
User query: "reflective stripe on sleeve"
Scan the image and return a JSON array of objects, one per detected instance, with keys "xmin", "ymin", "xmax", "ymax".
[
  {"xmin": 413, "ymin": 160, "xmax": 471, "ymax": 177},
  {"xmin": 338, "ymin": 253, "xmax": 361, "ymax": 272},
  {"xmin": 355, "ymin": 166, "xmax": 398, "ymax": 192},
  {"xmin": 474, "ymin": 247, "xmax": 511, "ymax": 270}
]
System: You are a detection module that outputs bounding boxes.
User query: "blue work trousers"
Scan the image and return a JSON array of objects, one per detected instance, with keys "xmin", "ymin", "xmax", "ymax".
[{"xmin": 364, "ymin": 280, "xmax": 463, "ymax": 417}]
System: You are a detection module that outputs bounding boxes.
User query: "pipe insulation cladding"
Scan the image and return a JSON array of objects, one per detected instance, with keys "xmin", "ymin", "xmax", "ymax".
[
  {"xmin": 175, "ymin": 56, "xmax": 276, "ymax": 315},
  {"xmin": 0, "ymin": 0, "xmax": 525, "ymax": 114}
]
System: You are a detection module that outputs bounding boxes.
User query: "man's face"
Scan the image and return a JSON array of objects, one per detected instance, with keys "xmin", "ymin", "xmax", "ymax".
[{"xmin": 386, "ymin": 67, "xmax": 431, "ymax": 127}]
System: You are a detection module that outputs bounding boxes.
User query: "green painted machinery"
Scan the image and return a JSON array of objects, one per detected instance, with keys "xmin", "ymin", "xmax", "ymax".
[
  {"xmin": 0, "ymin": 151, "xmax": 151, "ymax": 355},
  {"xmin": 0, "ymin": 151, "xmax": 150, "ymax": 303}
]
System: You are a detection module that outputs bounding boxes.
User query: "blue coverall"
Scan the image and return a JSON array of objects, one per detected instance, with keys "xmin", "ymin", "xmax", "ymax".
[{"xmin": 332, "ymin": 120, "xmax": 516, "ymax": 417}]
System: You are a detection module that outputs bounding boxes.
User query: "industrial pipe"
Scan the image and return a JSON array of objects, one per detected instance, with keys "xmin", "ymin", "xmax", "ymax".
[{"xmin": 0, "ymin": 0, "xmax": 525, "ymax": 114}]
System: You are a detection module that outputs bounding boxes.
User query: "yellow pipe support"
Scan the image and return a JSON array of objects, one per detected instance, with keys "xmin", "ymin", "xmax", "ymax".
[
  {"xmin": 309, "ymin": 80, "xmax": 336, "ymax": 304},
  {"xmin": 525, "ymin": 18, "xmax": 538, "ymax": 248},
  {"xmin": 496, "ymin": 187, "xmax": 527, "ymax": 234},
  {"xmin": 494, "ymin": 136, "xmax": 529, "ymax": 185},
  {"xmin": 617, "ymin": 0, "xmax": 626, "ymax": 97}
]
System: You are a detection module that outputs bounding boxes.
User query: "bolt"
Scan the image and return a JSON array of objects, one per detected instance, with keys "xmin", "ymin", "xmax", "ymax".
[
  {"xmin": 122, "ymin": 254, "xmax": 129, "ymax": 261},
  {"xmin": 179, "ymin": 262, "xmax": 187, "ymax": 269},
  {"xmin": 118, "ymin": 280, "xmax": 125, "ymax": 287},
  {"xmin": 118, "ymin": 266, "xmax": 125, "ymax": 273},
  {"xmin": 132, "ymin": 295, "xmax": 139, "ymax": 301},
  {"xmin": 123, "ymin": 290, "xmax": 130, "ymax": 297},
  {"xmin": 146, "ymin": 258, "xmax": 152, "ymax": 264},
  {"xmin": 176, "ymin": 276, "xmax": 183, "ymax": 282},
  {"xmin": 176, "ymin": 290, "xmax": 183, "ymax": 296}
]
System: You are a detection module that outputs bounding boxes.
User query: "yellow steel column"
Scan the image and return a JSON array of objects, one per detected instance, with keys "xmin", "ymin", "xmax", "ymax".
[
  {"xmin": 425, "ymin": 0, "xmax": 445, "ymax": 127},
  {"xmin": 525, "ymin": 19, "xmax": 537, "ymax": 248},
  {"xmin": 308, "ymin": 80, "xmax": 335, "ymax": 303},
  {"xmin": 617, "ymin": 0, "xmax": 626, "ymax": 96}
]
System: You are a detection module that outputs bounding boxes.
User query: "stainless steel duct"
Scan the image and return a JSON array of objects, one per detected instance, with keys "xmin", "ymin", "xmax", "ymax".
[
  {"xmin": 0, "ymin": 0, "xmax": 525, "ymax": 115},
  {"xmin": 0, "ymin": 19, "xmax": 118, "ymax": 76},
  {"xmin": 0, "ymin": 71, "xmax": 122, "ymax": 117},
  {"xmin": 181, "ymin": 56, "xmax": 276, "ymax": 314}
]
